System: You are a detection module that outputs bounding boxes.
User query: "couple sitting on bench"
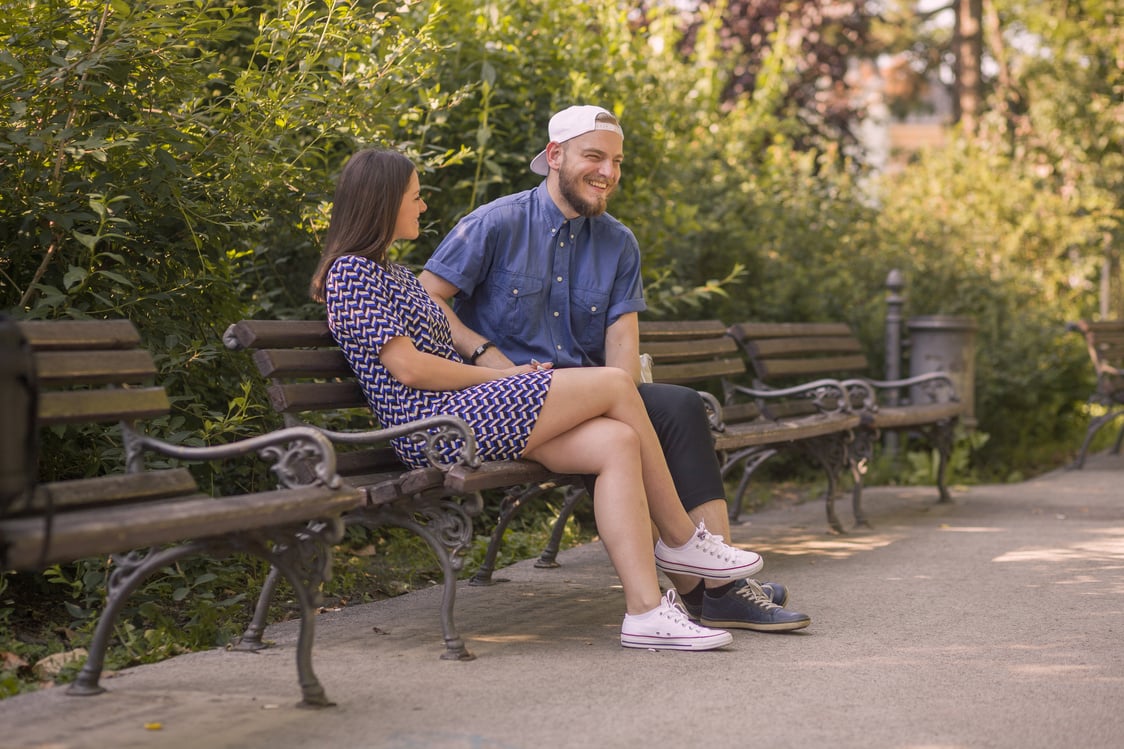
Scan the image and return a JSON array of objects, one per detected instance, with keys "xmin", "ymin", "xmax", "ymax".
[{"xmin": 310, "ymin": 106, "xmax": 810, "ymax": 651}]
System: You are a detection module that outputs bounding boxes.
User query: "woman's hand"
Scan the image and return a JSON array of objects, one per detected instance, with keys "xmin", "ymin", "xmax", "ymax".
[{"xmin": 500, "ymin": 360, "xmax": 553, "ymax": 378}]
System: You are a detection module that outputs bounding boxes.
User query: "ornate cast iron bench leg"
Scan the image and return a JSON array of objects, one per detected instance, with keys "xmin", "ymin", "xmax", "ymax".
[
  {"xmin": 378, "ymin": 494, "xmax": 479, "ymax": 661},
  {"xmin": 536, "ymin": 485, "xmax": 587, "ymax": 569},
  {"xmin": 68, "ymin": 545, "xmax": 202, "ymax": 698},
  {"xmin": 470, "ymin": 483, "xmax": 556, "ymax": 586},
  {"xmin": 721, "ymin": 447, "xmax": 779, "ymax": 524}
]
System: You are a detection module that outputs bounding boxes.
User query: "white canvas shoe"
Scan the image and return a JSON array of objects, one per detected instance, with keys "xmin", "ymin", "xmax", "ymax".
[
  {"xmin": 654, "ymin": 522, "xmax": 764, "ymax": 580},
  {"xmin": 621, "ymin": 590, "xmax": 734, "ymax": 651}
]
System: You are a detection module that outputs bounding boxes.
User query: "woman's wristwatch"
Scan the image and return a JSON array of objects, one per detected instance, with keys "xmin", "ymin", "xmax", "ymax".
[{"xmin": 468, "ymin": 340, "xmax": 495, "ymax": 365}]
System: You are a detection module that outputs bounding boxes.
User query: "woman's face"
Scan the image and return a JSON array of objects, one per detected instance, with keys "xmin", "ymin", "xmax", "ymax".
[{"xmin": 393, "ymin": 170, "xmax": 427, "ymax": 242}]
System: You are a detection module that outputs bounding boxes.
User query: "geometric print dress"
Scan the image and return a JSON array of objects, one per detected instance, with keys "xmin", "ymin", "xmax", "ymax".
[{"xmin": 324, "ymin": 254, "xmax": 554, "ymax": 469}]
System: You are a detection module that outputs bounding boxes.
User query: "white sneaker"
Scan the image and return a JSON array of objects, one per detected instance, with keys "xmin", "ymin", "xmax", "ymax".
[
  {"xmin": 621, "ymin": 590, "xmax": 734, "ymax": 651},
  {"xmin": 654, "ymin": 522, "xmax": 764, "ymax": 580}
]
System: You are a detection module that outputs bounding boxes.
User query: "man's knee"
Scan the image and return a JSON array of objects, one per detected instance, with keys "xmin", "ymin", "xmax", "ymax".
[{"xmin": 637, "ymin": 383, "xmax": 709, "ymax": 436}]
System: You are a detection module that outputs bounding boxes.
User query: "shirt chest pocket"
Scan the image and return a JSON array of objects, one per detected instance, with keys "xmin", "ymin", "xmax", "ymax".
[
  {"xmin": 571, "ymin": 288, "xmax": 610, "ymax": 350},
  {"xmin": 491, "ymin": 272, "xmax": 545, "ymax": 335}
]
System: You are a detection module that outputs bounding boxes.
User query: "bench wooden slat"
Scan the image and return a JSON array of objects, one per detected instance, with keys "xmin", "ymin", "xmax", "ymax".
[
  {"xmin": 361, "ymin": 467, "xmax": 448, "ymax": 505},
  {"xmin": 728, "ymin": 321, "xmax": 852, "ymax": 339},
  {"xmin": 755, "ymin": 354, "xmax": 870, "ymax": 379},
  {"xmin": 0, "ymin": 486, "xmax": 362, "ymax": 570},
  {"xmin": 267, "ymin": 381, "xmax": 367, "ymax": 413},
  {"xmin": 637, "ymin": 320, "xmax": 728, "ymax": 340},
  {"xmin": 254, "ymin": 348, "xmax": 352, "ymax": 379},
  {"xmin": 642, "ymin": 337, "xmax": 738, "ymax": 362},
  {"xmin": 714, "ymin": 412, "xmax": 861, "ymax": 451},
  {"xmin": 16, "ymin": 319, "xmax": 141, "ymax": 350},
  {"xmin": 9, "ymin": 469, "xmax": 200, "ymax": 517},
  {"xmin": 649, "ymin": 358, "xmax": 745, "ymax": 384},
  {"xmin": 37, "ymin": 387, "xmax": 171, "ymax": 425},
  {"xmin": 225, "ymin": 319, "xmax": 333, "ymax": 349},
  {"xmin": 335, "ymin": 446, "xmax": 406, "ymax": 475},
  {"xmin": 34, "ymin": 349, "xmax": 157, "ymax": 385},
  {"xmin": 748, "ymin": 336, "xmax": 864, "ymax": 358},
  {"xmin": 444, "ymin": 460, "xmax": 560, "ymax": 493}
]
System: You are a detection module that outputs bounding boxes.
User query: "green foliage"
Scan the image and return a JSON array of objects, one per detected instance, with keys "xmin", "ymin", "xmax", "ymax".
[{"xmin": 1, "ymin": 0, "xmax": 1120, "ymax": 698}]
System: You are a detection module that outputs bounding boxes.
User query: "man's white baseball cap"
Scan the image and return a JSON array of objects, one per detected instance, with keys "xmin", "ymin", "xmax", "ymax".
[{"xmin": 529, "ymin": 105, "xmax": 625, "ymax": 176}]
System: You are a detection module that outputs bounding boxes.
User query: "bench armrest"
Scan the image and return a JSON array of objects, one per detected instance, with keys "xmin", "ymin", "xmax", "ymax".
[
  {"xmin": 856, "ymin": 372, "xmax": 960, "ymax": 406},
  {"xmin": 311, "ymin": 414, "xmax": 480, "ymax": 470},
  {"xmin": 724, "ymin": 378, "xmax": 853, "ymax": 415},
  {"xmin": 122, "ymin": 425, "xmax": 347, "ymax": 490}
]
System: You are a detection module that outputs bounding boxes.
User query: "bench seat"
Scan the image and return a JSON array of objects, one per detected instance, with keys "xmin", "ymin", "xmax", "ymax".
[
  {"xmin": 1, "ymin": 318, "xmax": 362, "ymax": 707},
  {"xmin": 224, "ymin": 318, "xmax": 580, "ymax": 660},
  {"xmin": 728, "ymin": 320, "xmax": 965, "ymax": 526}
]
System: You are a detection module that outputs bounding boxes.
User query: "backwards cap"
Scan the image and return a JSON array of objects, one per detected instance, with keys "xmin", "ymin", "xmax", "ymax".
[{"xmin": 529, "ymin": 105, "xmax": 624, "ymax": 176}]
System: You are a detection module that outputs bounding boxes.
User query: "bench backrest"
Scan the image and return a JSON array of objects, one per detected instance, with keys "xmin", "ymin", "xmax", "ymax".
[
  {"xmin": 726, "ymin": 321, "xmax": 870, "ymax": 387},
  {"xmin": 638, "ymin": 320, "xmax": 803, "ymax": 423},
  {"xmin": 1068, "ymin": 320, "xmax": 1124, "ymax": 400},
  {"xmin": 223, "ymin": 320, "xmax": 407, "ymax": 479},
  {"xmin": 10, "ymin": 319, "xmax": 197, "ymax": 519}
]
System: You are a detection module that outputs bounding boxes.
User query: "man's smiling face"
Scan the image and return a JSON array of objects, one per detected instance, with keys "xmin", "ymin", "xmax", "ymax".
[{"xmin": 553, "ymin": 129, "xmax": 624, "ymax": 218}]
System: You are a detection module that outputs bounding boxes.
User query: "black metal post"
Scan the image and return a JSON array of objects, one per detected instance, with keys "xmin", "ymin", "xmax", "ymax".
[{"xmin": 884, "ymin": 269, "xmax": 904, "ymax": 456}]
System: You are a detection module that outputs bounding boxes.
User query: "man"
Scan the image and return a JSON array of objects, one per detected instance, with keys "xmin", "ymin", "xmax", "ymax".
[{"xmin": 420, "ymin": 105, "xmax": 809, "ymax": 632}]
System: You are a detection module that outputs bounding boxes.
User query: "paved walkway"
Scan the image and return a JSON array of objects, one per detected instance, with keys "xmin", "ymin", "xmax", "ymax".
[{"xmin": 2, "ymin": 451, "xmax": 1122, "ymax": 749}]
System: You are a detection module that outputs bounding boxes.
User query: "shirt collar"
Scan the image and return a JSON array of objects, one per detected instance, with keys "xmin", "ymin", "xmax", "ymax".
[{"xmin": 533, "ymin": 181, "xmax": 588, "ymax": 237}]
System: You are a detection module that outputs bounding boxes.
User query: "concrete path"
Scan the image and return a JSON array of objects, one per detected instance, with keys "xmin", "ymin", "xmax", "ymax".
[{"xmin": 2, "ymin": 452, "xmax": 1122, "ymax": 749}]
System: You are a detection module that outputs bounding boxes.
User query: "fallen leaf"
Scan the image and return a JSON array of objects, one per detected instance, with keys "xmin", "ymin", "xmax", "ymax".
[
  {"xmin": 1, "ymin": 651, "xmax": 29, "ymax": 670},
  {"xmin": 31, "ymin": 649, "xmax": 87, "ymax": 680}
]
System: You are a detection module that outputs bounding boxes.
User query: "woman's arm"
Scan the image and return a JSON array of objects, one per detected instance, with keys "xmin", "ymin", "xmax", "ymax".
[
  {"xmin": 418, "ymin": 270, "xmax": 515, "ymax": 369},
  {"xmin": 380, "ymin": 335, "xmax": 533, "ymax": 391}
]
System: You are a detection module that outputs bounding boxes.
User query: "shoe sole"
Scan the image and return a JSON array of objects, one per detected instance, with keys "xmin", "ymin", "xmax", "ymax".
[
  {"xmin": 621, "ymin": 632, "xmax": 734, "ymax": 650},
  {"xmin": 700, "ymin": 616, "xmax": 811, "ymax": 632},
  {"xmin": 653, "ymin": 555, "xmax": 764, "ymax": 580}
]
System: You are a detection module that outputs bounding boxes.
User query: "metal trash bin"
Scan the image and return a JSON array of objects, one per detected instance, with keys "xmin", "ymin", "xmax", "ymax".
[{"xmin": 907, "ymin": 315, "xmax": 978, "ymax": 428}]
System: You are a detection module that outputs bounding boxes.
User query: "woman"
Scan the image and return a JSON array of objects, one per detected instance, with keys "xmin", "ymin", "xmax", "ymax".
[{"xmin": 310, "ymin": 149, "xmax": 764, "ymax": 651}]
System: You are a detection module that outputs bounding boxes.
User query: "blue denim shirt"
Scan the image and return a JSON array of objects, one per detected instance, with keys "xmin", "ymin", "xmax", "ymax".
[{"xmin": 425, "ymin": 182, "xmax": 646, "ymax": 368}]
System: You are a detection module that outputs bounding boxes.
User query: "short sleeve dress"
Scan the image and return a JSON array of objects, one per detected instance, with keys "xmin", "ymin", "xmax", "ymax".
[{"xmin": 324, "ymin": 254, "xmax": 554, "ymax": 469}]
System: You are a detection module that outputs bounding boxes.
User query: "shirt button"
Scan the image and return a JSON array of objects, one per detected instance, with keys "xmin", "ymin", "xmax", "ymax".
[
  {"xmin": 556, "ymin": 276, "xmax": 563, "ymax": 282},
  {"xmin": 553, "ymin": 311, "xmax": 559, "ymax": 317},
  {"xmin": 556, "ymin": 344, "xmax": 562, "ymax": 350},
  {"xmin": 591, "ymin": 306, "xmax": 597, "ymax": 312},
  {"xmin": 512, "ymin": 288, "xmax": 519, "ymax": 295},
  {"xmin": 559, "ymin": 242, "xmax": 565, "ymax": 248}
]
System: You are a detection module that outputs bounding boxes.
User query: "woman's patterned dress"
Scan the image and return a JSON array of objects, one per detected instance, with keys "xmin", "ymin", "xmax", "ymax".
[{"xmin": 325, "ymin": 254, "xmax": 554, "ymax": 468}]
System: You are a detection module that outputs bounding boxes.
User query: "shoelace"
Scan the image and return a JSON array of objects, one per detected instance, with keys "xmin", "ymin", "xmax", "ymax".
[
  {"xmin": 733, "ymin": 579, "xmax": 781, "ymax": 611},
  {"xmin": 691, "ymin": 522, "xmax": 744, "ymax": 563},
  {"xmin": 658, "ymin": 590, "xmax": 708, "ymax": 632}
]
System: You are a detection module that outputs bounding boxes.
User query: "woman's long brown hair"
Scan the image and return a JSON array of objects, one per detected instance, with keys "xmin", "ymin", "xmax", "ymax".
[{"xmin": 309, "ymin": 149, "xmax": 416, "ymax": 302}]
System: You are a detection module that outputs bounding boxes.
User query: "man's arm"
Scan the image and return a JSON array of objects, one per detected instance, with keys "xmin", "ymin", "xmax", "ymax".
[
  {"xmin": 419, "ymin": 270, "xmax": 515, "ymax": 369},
  {"xmin": 604, "ymin": 312, "xmax": 642, "ymax": 384}
]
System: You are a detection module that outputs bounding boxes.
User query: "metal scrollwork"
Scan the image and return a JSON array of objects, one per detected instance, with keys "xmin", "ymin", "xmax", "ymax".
[
  {"xmin": 411, "ymin": 498, "xmax": 475, "ymax": 569},
  {"xmin": 408, "ymin": 423, "xmax": 482, "ymax": 470}
]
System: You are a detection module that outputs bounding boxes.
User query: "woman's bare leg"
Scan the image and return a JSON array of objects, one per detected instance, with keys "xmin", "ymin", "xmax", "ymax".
[
  {"xmin": 523, "ymin": 417, "xmax": 662, "ymax": 614},
  {"xmin": 523, "ymin": 368, "xmax": 698, "ymax": 546}
]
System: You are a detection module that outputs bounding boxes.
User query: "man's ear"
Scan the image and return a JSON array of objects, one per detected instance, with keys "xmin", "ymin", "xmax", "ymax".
[{"xmin": 545, "ymin": 141, "xmax": 564, "ymax": 172}]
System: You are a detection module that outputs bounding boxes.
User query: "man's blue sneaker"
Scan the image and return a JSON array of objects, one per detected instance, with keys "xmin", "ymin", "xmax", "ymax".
[
  {"xmin": 681, "ymin": 579, "xmax": 788, "ymax": 619},
  {"xmin": 701, "ymin": 579, "xmax": 810, "ymax": 632}
]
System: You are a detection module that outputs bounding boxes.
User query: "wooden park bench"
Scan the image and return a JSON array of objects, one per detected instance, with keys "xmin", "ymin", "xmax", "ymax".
[
  {"xmin": 222, "ymin": 319, "xmax": 580, "ymax": 660},
  {"xmin": 639, "ymin": 320, "xmax": 863, "ymax": 533},
  {"xmin": 0, "ymin": 319, "xmax": 364, "ymax": 707},
  {"xmin": 1065, "ymin": 319, "xmax": 1124, "ymax": 468},
  {"xmin": 727, "ymin": 321, "xmax": 964, "ymax": 527}
]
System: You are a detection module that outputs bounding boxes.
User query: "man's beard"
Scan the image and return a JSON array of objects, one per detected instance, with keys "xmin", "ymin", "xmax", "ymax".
[{"xmin": 558, "ymin": 164, "xmax": 614, "ymax": 218}]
